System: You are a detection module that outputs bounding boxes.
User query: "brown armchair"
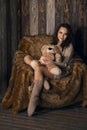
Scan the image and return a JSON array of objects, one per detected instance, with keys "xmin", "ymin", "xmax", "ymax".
[{"xmin": 2, "ymin": 35, "xmax": 87, "ymax": 114}]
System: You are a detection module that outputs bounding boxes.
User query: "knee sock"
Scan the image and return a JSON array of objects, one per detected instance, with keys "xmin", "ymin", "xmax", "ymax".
[{"xmin": 27, "ymin": 80, "xmax": 43, "ymax": 116}]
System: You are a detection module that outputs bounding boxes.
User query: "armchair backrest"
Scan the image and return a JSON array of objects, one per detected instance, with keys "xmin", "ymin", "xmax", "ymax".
[{"xmin": 18, "ymin": 35, "xmax": 53, "ymax": 59}]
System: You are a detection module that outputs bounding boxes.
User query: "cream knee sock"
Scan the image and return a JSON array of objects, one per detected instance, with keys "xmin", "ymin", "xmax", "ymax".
[{"xmin": 27, "ymin": 80, "xmax": 43, "ymax": 116}]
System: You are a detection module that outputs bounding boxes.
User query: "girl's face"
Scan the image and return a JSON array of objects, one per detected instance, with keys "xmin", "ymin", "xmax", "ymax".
[{"xmin": 57, "ymin": 27, "xmax": 68, "ymax": 42}]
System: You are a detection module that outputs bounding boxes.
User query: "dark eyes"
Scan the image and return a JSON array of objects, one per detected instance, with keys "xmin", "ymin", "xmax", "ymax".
[{"xmin": 59, "ymin": 31, "xmax": 68, "ymax": 36}]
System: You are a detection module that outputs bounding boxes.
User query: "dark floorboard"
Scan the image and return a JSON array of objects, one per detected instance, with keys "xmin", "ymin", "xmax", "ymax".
[{"xmin": 0, "ymin": 99, "xmax": 87, "ymax": 130}]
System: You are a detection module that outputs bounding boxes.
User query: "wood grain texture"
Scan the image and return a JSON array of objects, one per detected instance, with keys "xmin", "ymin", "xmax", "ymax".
[
  {"xmin": 29, "ymin": 0, "xmax": 38, "ymax": 35},
  {"xmin": 0, "ymin": 0, "xmax": 7, "ymax": 93},
  {"xmin": 46, "ymin": 0, "xmax": 55, "ymax": 35},
  {"xmin": 70, "ymin": 0, "xmax": 78, "ymax": 30},
  {"xmin": 55, "ymin": 0, "xmax": 62, "ymax": 29},
  {"xmin": 0, "ymin": 0, "xmax": 2, "ymax": 92},
  {"xmin": 10, "ymin": 0, "xmax": 18, "ymax": 56},
  {"xmin": 21, "ymin": 0, "xmax": 30, "ymax": 36},
  {"xmin": 17, "ymin": 0, "xmax": 22, "ymax": 41},
  {"xmin": 38, "ymin": 0, "xmax": 46, "ymax": 34}
]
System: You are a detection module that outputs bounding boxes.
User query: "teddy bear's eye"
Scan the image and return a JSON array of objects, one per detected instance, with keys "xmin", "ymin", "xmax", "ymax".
[{"xmin": 48, "ymin": 47, "xmax": 53, "ymax": 50}]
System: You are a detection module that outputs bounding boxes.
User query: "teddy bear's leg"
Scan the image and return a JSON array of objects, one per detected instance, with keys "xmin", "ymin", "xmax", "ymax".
[
  {"xmin": 43, "ymin": 79, "xmax": 50, "ymax": 90},
  {"xmin": 27, "ymin": 80, "xmax": 43, "ymax": 116},
  {"xmin": 46, "ymin": 63, "xmax": 62, "ymax": 75},
  {"xmin": 50, "ymin": 67, "xmax": 62, "ymax": 75}
]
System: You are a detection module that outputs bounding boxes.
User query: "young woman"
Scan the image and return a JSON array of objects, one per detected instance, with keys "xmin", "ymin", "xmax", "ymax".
[{"xmin": 24, "ymin": 23, "xmax": 74, "ymax": 116}]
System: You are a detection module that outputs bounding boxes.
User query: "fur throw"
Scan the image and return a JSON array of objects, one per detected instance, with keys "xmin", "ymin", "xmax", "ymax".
[{"xmin": 1, "ymin": 36, "xmax": 87, "ymax": 114}]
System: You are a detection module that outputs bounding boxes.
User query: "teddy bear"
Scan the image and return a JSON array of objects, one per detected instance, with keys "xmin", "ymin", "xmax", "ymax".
[
  {"xmin": 28, "ymin": 44, "xmax": 63, "ymax": 92},
  {"xmin": 39, "ymin": 44, "xmax": 62, "ymax": 75}
]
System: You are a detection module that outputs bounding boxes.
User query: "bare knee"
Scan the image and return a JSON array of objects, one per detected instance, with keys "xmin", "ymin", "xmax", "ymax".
[
  {"xmin": 24, "ymin": 55, "xmax": 33, "ymax": 64},
  {"xmin": 24, "ymin": 55, "xmax": 28, "ymax": 62}
]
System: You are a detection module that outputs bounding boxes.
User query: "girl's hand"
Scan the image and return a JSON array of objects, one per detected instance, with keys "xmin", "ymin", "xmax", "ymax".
[{"xmin": 54, "ymin": 46, "xmax": 62, "ymax": 53}]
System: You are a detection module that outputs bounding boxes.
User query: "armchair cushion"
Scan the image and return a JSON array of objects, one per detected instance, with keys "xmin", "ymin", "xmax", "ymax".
[{"xmin": 2, "ymin": 36, "xmax": 87, "ymax": 114}]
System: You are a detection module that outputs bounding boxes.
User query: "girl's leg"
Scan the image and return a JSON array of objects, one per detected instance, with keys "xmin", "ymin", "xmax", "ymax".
[
  {"xmin": 27, "ymin": 66, "xmax": 54, "ymax": 116},
  {"xmin": 27, "ymin": 66, "xmax": 44, "ymax": 116},
  {"xmin": 24, "ymin": 55, "xmax": 33, "ymax": 65},
  {"xmin": 24, "ymin": 55, "xmax": 40, "ymax": 70}
]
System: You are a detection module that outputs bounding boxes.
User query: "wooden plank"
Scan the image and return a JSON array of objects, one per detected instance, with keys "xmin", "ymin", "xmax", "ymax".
[
  {"xmin": 17, "ymin": 0, "xmax": 21, "ymax": 41},
  {"xmin": 29, "ymin": 0, "xmax": 38, "ymax": 35},
  {"xmin": 77, "ymin": 0, "xmax": 87, "ymax": 58},
  {"xmin": 6, "ymin": 0, "xmax": 12, "ymax": 85},
  {"xmin": 82, "ymin": 0, "xmax": 87, "ymax": 58},
  {"xmin": 60, "ymin": 0, "xmax": 64, "ymax": 23},
  {"xmin": 73, "ymin": 0, "xmax": 78, "ymax": 24},
  {"xmin": 6, "ymin": 0, "xmax": 18, "ymax": 88},
  {"xmin": 66, "ymin": 0, "xmax": 71, "ymax": 24},
  {"xmin": 46, "ymin": 0, "xmax": 55, "ymax": 35},
  {"xmin": 38, "ymin": 0, "xmax": 46, "ymax": 34},
  {"xmin": 10, "ymin": 0, "xmax": 18, "ymax": 57},
  {"xmin": 0, "ymin": 0, "xmax": 7, "ymax": 93},
  {"xmin": 78, "ymin": 0, "xmax": 85, "ymax": 26},
  {"xmin": 0, "ymin": 0, "xmax": 2, "ymax": 92},
  {"xmin": 21, "ymin": 0, "xmax": 30, "ymax": 36},
  {"xmin": 70, "ymin": 0, "xmax": 78, "ymax": 31},
  {"xmin": 60, "ymin": 0, "xmax": 69, "ymax": 23},
  {"xmin": 55, "ymin": 0, "xmax": 61, "ymax": 29}
]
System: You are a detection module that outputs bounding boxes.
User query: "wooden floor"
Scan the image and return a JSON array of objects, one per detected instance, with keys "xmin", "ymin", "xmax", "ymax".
[{"xmin": 0, "ymin": 96, "xmax": 87, "ymax": 130}]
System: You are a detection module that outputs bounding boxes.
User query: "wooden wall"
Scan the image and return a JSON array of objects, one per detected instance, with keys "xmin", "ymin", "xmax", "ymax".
[{"xmin": 0, "ymin": 0, "xmax": 87, "ymax": 93}]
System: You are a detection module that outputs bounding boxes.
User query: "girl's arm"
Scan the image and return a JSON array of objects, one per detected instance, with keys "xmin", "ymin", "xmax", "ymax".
[{"xmin": 52, "ymin": 43, "xmax": 74, "ymax": 68}]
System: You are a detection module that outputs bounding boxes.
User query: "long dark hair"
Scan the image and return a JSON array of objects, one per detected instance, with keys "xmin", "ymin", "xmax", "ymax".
[{"xmin": 53, "ymin": 23, "xmax": 73, "ymax": 49}]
